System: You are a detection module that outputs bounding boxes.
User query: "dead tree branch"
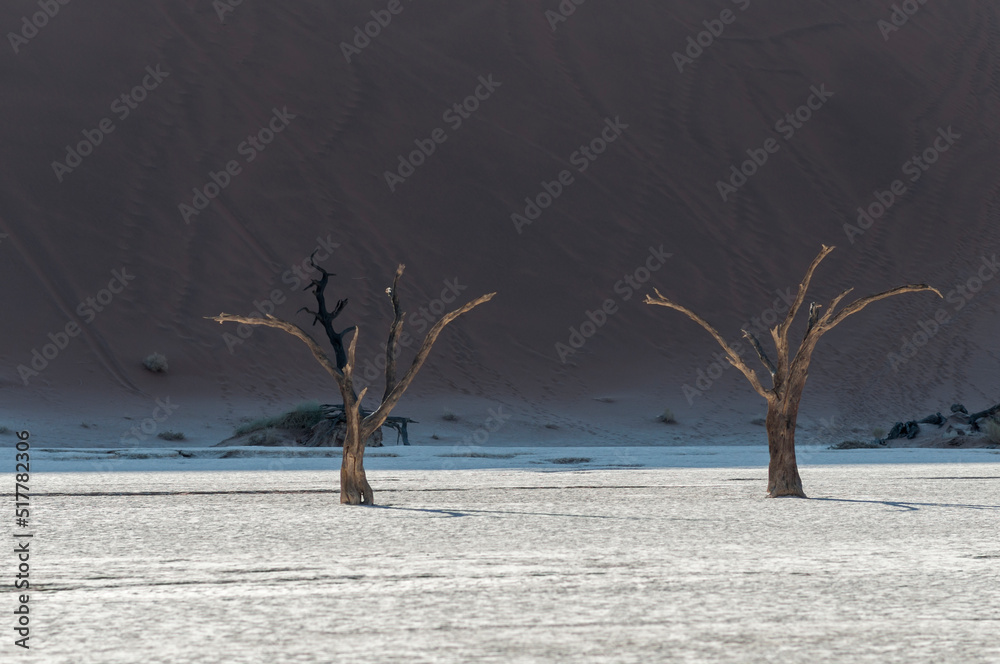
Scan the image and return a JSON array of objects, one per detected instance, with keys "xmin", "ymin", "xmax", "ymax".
[
  {"xmin": 383, "ymin": 264, "xmax": 406, "ymax": 403},
  {"xmin": 362, "ymin": 292, "xmax": 496, "ymax": 438},
  {"xmin": 643, "ymin": 289, "xmax": 774, "ymax": 401}
]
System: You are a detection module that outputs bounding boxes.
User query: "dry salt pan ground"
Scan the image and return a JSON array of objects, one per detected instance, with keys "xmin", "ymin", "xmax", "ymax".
[{"xmin": 19, "ymin": 450, "xmax": 1000, "ymax": 663}]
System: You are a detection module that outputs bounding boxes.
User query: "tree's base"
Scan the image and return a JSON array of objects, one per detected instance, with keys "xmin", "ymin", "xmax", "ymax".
[
  {"xmin": 340, "ymin": 493, "xmax": 374, "ymax": 506},
  {"xmin": 341, "ymin": 460, "xmax": 374, "ymax": 505},
  {"xmin": 767, "ymin": 489, "xmax": 808, "ymax": 499}
]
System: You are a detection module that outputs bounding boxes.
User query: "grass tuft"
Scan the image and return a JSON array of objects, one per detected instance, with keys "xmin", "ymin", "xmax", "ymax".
[
  {"xmin": 234, "ymin": 401, "xmax": 324, "ymax": 437},
  {"xmin": 157, "ymin": 431, "xmax": 185, "ymax": 441},
  {"xmin": 984, "ymin": 418, "xmax": 1000, "ymax": 445},
  {"xmin": 247, "ymin": 429, "xmax": 284, "ymax": 445},
  {"xmin": 657, "ymin": 408, "xmax": 677, "ymax": 424},
  {"xmin": 143, "ymin": 352, "xmax": 169, "ymax": 373}
]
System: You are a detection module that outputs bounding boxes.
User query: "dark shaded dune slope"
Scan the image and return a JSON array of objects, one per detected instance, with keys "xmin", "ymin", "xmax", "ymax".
[{"xmin": 0, "ymin": 0, "xmax": 997, "ymax": 435}]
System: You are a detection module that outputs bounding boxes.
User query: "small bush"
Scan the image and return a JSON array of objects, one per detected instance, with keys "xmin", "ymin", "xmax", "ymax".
[
  {"xmin": 441, "ymin": 409, "xmax": 459, "ymax": 422},
  {"xmin": 0, "ymin": 426, "xmax": 9, "ymax": 435},
  {"xmin": 234, "ymin": 401, "xmax": 324, "ymax": 436},
  {"xmin": 984, "ymin": 418, "xmax": 1000, "ymax": 445},
  {"xmin": 438, "ymin": 452, "xmax": 518, "ymax": 459},
  {"xmin": 750, "ymin": 417, "xmax": 766, "ymax": 426},
  {"xmin": 551, "ymin": 457, "xmax": 591, "ymax": 464},
  {"xmin": 657, "ymin": 408, "xmax": 677, "ymax": 424},
  {"xmin": 143, "ymin": 352, "xmax": 169, "ymax": 373},
  {"xmin": 873, "ymin": 427, "xmax": 886, "ymax": 439},
  {"xmin": 157, "ymin": 431, "xmax": 185, "ymax": 441}
]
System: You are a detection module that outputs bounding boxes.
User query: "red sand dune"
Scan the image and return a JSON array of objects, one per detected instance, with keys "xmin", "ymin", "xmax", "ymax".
[{"xmin": 0, "ymin": 1, "xmax": 997, "ymax": 445}]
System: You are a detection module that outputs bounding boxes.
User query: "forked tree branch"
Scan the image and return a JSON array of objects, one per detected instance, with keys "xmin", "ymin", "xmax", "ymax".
[
  {"xmin": 775, "ymin": 244, "xmax": 835, "ymax": 374},
  {"xmin": 821, "ymin": 288, "xmax": 854, "ymax": 324},
  {"xmin": 362, "ymin": 292, "xmax": 497, "ymax": 437},
  {"xmin": 820, "ymin": 284, "xmax": 943, "ymax": 333},
  {"xmin": 643, "ymin": 289, "xmax": 775, "ymax": 401}
]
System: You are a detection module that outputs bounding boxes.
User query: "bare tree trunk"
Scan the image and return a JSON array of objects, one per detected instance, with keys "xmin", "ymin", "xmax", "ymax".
[
  {"xmin": 340, "ymin": 436, "xmax": 373, "ymax": 505},
  {"xmin": 765, "ymin": 400, "xmax": 804, "ymax": 498},
  {"xmin": 339, "ymin": 390, "xmax": 374, "ymax": 505}
]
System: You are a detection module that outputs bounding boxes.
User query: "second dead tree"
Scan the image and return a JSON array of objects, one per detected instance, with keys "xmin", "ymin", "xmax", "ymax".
[{"xmin": 645, "ymin": 245, "xmax": 941, "ymax": 498}]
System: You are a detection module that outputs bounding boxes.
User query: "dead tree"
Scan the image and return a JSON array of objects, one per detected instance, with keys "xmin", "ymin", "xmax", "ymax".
[
  {"xmin": 210, "ymin": 262, "xmax": 494, "ymax": 505},
  {"xmin": 645, "ymin": 245, "xmax": 941, "ymax": 498}
]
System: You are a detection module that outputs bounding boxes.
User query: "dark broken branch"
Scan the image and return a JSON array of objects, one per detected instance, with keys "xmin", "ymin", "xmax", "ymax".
[
  {"xmin": 742, "ymin": 328, "xmax": 777, "ymax": 385},
  {"xmin": 383, "ymin": 264, "xmax": 406, "ymax": 403},
  {"xmin": 805, "ymin": 302, "xmax": 821, "ymax": 335},
  {"xmin": 301, "ymin": 251, "xmax": 351, "ymax": 369}
]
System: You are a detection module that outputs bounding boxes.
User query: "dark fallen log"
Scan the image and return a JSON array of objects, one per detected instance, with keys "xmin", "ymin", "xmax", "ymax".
[
  {"xmin": 887, "ymin": 421, "xmax": 920, "ymax": 440},
  {"xmin": 969, "ymin": 402, "xmax": 1000, "ymax": 428},
  {"xmin": 321, "ymin": 403, "xmax": 417, "ymax": 445},
  {"xmin": 918, "ymin": 412, "xmax": 945, "ymax": 426}
]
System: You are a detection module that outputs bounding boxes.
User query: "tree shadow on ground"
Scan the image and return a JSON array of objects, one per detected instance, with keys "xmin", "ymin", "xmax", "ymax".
[
  {"xmin": 810, "ymin": 497, "xmax": 1000, "ymax": 512},
  {"xmin": 372, "ymin": 505, "xmax": 627, "ymax": 519}
]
